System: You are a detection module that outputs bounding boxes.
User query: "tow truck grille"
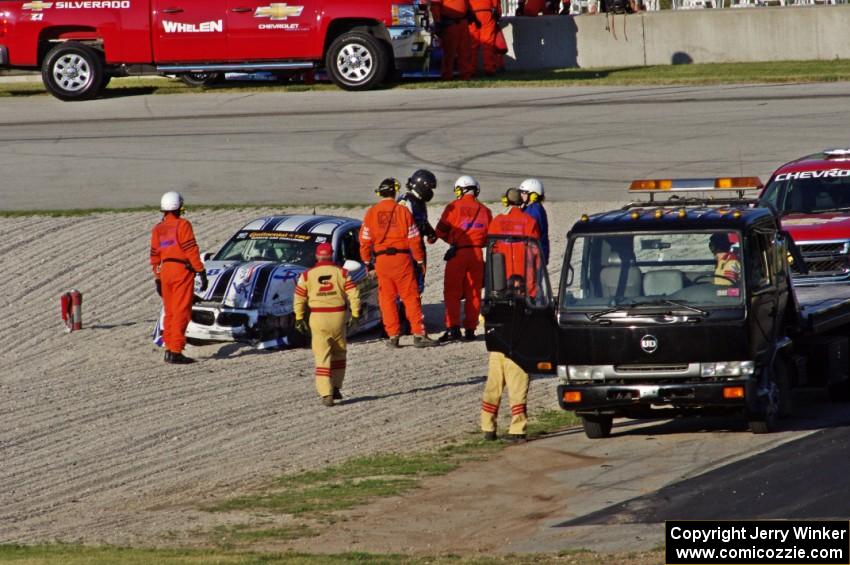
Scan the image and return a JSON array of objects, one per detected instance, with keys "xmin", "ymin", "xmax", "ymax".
[
  {"xmin": 614, "ymin": 364, "xmax": 689, "ymax": 373},
  {"xmin": 795, "ymin": 240, "xmax": 850, "ymax": 278}
]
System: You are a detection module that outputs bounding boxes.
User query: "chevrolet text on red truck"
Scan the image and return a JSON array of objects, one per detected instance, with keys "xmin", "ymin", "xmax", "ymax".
[
  {"xmin": 760, "ymin": 149, "xmax": 850, "ymax": 285},
  {"xmin": 0, "ymin": 0, "xmax": 430, "ymax": 100}
]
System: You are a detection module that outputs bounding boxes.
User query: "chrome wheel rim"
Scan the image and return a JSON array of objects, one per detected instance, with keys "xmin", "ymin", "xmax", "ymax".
[
  {"xmin": 52, "ymin": 53, "xmax": 93, "ymax": 93},
  {"xmin": 336, "ymin": 43, "xmax": 373, "ymax": 84}
]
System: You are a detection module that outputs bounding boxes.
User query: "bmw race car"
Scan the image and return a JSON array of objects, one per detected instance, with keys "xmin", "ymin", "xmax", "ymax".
[{"xmin": 180, "ymin": 214, "xmax": 380, "ymax": 348}]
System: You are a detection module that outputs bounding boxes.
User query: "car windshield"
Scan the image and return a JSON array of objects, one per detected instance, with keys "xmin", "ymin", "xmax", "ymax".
[
  {"xmin": 213, "ymin": 230, "xmax": 321, "ymax": 267},
  {"xmin": 561, "ymin": 230, "xmax": 744, "ymax": 312},
  {"xmin": 761, "ymin": 173, "xmax": 850, "ymax": 214}
]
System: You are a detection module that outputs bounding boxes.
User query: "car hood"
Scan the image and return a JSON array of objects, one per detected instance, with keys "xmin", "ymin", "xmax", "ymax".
[
  {"xmin": 781, "ymin": 213, "xmax": 850, "ymax": 242},
  {"xmin": 199, "ymin": 260, "xmax": 306, "ymax": 314}
]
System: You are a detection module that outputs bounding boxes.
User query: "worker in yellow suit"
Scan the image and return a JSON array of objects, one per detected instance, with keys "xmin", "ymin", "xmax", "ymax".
[
  {"xmin": 293, "ymin": 242, "xmax": 361, "ymax": 407},
  {"xmin": 481, "ymin": 351, "xmax": 530, "ymax": 442}
]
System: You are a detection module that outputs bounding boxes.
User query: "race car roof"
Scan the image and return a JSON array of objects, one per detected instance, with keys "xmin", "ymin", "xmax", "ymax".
[
  {"xmin": 239, "ymin": 215, "xmax": 358, "ymax": 236},
  {"xmin": 771, "ymin": 149, "xmax": 850, "ymax": 176}
]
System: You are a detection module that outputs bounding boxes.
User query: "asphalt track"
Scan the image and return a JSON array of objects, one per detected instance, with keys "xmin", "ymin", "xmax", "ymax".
[{"xmin": 3, "ymin": 81, "xmax": 850, "ymax": 210}]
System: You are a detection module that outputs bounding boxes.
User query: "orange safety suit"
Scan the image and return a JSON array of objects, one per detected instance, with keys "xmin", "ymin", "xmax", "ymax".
[
  {"xmin": 294, "ymin": 261, "xmax": 361, "ymax": 399},
  {"xmin": 150, "ymin": 214, "xmax": 204, "ymax": 354},
  {"xmin": 435, "ymin": 193, "xmax": 492, "ymax": 331},
  {"xmin": 488, "ymin": 206, "xmax": 541, "ymax": 297},
  {"xmin": 432, "ymin": 0, "xmax": 473, "ymax": 80},
  {"xmin": 468, "ymin": 0, "xmax": 500, "ymax": 75},
  {"xmin": 481, "ymin": 351, "xmax": 530, "ymax": 436},
  {"xmin": 359, "ymin": 198, "xmax": 427, "ymax": 338}
]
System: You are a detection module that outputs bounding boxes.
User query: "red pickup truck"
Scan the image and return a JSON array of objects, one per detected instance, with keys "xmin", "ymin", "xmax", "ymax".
[{"xmin": 0, "ymin": 0, "xmax": 430, "ymax": 100}]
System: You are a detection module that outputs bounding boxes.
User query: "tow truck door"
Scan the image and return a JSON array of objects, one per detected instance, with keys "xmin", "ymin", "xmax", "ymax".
[
  {"xmin": 153, "ymin": 0, "xmax": 229, "ymax": 62},
  {"xmin": 225, "ymin": 0, "xmax": 318, "ymax": 60},
  {"xmin": 483, "ymin": 237, "xmax": 558, "ymax": 374}
]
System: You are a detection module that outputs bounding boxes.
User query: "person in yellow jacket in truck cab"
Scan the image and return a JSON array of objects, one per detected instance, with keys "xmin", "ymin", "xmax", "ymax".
[{"xmin": 293, "ymin": 242, "xmax": 361, "ymax": 407}]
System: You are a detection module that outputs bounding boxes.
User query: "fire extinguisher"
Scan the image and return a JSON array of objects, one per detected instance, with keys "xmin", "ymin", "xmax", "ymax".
[{"xmin": 60, "ymin": 289, "xmax": 83, "ymax": 332}]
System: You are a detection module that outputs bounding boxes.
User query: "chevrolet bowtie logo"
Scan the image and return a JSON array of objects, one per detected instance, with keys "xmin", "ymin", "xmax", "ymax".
[
  {"xmin": 255, "ymin": 3, "xmax": 303, "ymax": 20},
  {"xmin": 23, "ymin": 1, "xmax": 53, "ymax": 10}
]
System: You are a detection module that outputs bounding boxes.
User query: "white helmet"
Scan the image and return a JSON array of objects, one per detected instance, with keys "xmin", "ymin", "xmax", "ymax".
[
  {"xmin": 518, "ymin": 178, "xmax": 544, "ymax": 201},
  {"xmin": 160, "ymin": 191, "xmax": 184, "ymax": 212},
  {"xmin": 454, "ymin": 175, "xmax": 480, "ymax": 197}
]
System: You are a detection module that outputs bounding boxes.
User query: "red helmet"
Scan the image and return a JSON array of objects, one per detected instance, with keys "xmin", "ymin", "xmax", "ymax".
[{"xmin": 316, "ymin": 242, "xmax": 333, "ymax": 258}]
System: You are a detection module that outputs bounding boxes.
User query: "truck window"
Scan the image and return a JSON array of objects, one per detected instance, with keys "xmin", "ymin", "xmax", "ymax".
[
  {"xmin": 762, "ymin": 176, "xmax": 850, "ymax": 214},
  {"xmin": 748, "ymin": 233, "xmax": 772, "ymax": 289},
  {"xmin": 561, "ymin": 230, "xmax": 744, "ymax": 311},
  {"xmin": 486, "ymin": 237, "xmax": 552, "ymax": 309}
]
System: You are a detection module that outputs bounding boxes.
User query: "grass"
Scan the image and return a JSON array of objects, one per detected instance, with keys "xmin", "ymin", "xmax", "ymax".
[
  {"xmin": 4, "ymin": 59, "xmax": 850, "ymax": 99},
  {"xmin": 0, "ymin": 544, "xmax": 667, "ymax": 564}
]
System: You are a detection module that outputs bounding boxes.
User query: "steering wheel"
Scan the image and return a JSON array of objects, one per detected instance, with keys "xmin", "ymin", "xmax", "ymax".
[{"xmin": 693, "ymin": 273, "xmax": 738, "ymax": 285}]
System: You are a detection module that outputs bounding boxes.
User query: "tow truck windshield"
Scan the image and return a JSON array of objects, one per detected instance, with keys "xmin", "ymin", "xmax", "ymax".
[{"xmin": 561, "ymin": 230, "xmax": 744, "ymax": 312}]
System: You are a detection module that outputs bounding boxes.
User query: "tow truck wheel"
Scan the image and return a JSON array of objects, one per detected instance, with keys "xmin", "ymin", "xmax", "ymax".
[
  {"xmin": 581, "ymin": 414, "xmax": 613, "ymax": 439},
  {"xmin": 748, "ymin": 365, "xmax": 782, "ymax": 434},
  {"xmin": 325, "ymin": 31, "xmax": 389, "ymax": 91},
  {"xmin": 41, "ymin": 43, "xmax": 105, "ymax": 101}
]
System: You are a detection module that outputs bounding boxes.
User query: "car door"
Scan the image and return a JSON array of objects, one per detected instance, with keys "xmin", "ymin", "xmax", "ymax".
[
  {"xmin": 483, "ymin": 237, "xmax": 558, "ymax": 374},
  {"xmin": 225, "ymin": 0, "xmax": 319, "ymax": 60},
  {"xmin": 153, "ymin": 0, "xmax": 228, "ymax": 62}
]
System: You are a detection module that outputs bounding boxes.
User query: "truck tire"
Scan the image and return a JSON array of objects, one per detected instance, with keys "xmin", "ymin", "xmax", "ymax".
[
  {"xmin": 581, "ymin": 415, "xmax": 613, "ymax": 439},
  {"xmin": 41, "ymin": 43, "xmax": 105, "ymax": 101},
  {"xmin": 179, "ymin": 72, "xmax": 223, "ymax": 88},
  {"xmin": 325, "ymin": 31, "xmax": 389, "ymax": 91}
]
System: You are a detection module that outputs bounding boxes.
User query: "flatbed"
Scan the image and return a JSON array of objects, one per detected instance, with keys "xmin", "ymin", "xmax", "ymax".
[{"xmin": 793, "ymin": 282, "xmax": 850, "ymax": 334}]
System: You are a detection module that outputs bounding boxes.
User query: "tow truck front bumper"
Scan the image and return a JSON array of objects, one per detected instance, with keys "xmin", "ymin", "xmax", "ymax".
[
  {"xmin": 557, "ymin": 378, "xmax": 759, "ymax": 414},
  {"xmin": 388, "ymin": 26, "xmax": 430, "ymax": 71}
]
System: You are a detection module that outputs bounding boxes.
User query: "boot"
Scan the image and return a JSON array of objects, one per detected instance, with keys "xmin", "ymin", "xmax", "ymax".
[
  {"xmin": 386, "ymin": 336, "xmax": 401, "ymax": 349},
  {"xmin": 332, "ymin": 387, "xmax": 343, "ymax": 400},
  {"xmin": 438, "ymin": 327, "xmax": 461, "ymax": 343},
  {"xmin": 505, "ymin": 434, "xmax": 527, "ymax": 444},
  {"xmin": 413, "ymin": 334, "xmax": 439, "ymax": 348},
  {"xmin": 166, "ymin": 351, "xmax": 195, "ymax": 364},
  {"xmin": 483, "ymin": 430, "xmax": 497, "ymax": 441},
  {"xmin": 321, "ymin": 395, "xmax": 335, "ymax": 407},
  {"xmin": 464, "ymin": 328, "xmax": 476, "ymax": 341}
]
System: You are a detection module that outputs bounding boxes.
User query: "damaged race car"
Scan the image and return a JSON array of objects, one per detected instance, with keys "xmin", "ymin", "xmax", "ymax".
[{"xmin": 173, "ymin": 214, "xmax": 380, "ymax": 348}]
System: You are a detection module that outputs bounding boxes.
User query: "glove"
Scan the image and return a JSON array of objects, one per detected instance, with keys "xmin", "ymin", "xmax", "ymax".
[
  {"xmin": 295, "ymin": 318, "xmax": 309, "ymax": 335},
  {"xmin": 198, "ymin": 270, "xmax": 209, "ymax": 292},
  {"xmin": 155, "ymin": 279, "xmax": 162, "ymax": 297},
  {"xmin": 347, "ymin": 315, "xmax": 360, "ymax": 330}
]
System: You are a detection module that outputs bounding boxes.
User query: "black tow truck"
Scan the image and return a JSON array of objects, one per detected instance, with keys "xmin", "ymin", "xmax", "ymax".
[{"xmin": 483, "ymin": 177, "xmax": 850, "ymax": 439}]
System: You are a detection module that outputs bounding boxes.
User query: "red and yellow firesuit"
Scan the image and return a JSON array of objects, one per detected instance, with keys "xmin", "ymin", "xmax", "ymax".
[
  {"xmin": 435, "ymin": 193, "xmax": 492, "ymax": 332},
  {"xmin": 714, "ymin": 252, "xmax": 741, "ymax": 286},
  {"xmin": 359, "ymin": 198, "xmax": 427, "ymax": 338},
  {"xmin": 468, "ymin": 0, "xmax": 501, "ymax": 75},
  {"xmin": 294, "ymin": 261, "xmax": 361, "ymax": 399},
  {"xmin": 480, "ymin": 206, "xmax": 541, "ymax": 436},
  {"xmin": 150, "ymin": 213, "xmax": 204, "ymax": 355},
  {"xmin": 432, "ymin": 0, "xmax": 473, "ymax": 81}
]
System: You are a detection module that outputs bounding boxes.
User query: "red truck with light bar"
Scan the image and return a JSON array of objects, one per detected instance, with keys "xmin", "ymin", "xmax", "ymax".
[{"xmin": 0, "ymin": 0, "xmax": 430, "ymax": 100}]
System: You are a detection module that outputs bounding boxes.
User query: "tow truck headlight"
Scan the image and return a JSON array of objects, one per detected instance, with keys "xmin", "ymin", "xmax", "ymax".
[
  {"xmin": 568, "ymin": 365, "xmax": 604, "ymax": 381},
  {"xmin": 700, "ymin": 361, "xmax": 754, "ymax": 377},
  {"xmin": 392, "ymin": 4, "xmax": 417, "ymax": 25}
]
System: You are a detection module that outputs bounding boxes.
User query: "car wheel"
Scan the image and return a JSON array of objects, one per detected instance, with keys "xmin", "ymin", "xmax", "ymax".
[
  {"xmin": 41, "ymin": 43, "xmax": 105, "ymax": 101},
  {"xmin": 325, "ymin": 31, "xmax": 389, "ymax": 91},
  {"xmin": 581, "ymin": 414, "xmax": 613, "ymax": 439},
  {"xmin": 180, "ymin": 72, "xmax": 223, "ymax": 87}
]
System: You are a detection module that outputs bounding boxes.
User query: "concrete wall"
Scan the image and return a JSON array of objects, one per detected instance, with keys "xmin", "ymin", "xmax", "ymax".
[{"xmin": 500, "ymin": 6, "xmax": 850, "ymax": 70}]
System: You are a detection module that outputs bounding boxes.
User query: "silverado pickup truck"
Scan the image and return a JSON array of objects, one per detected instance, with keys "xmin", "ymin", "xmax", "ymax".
[{"xmin": 0, "ymin": 0, "xmax": 431, "ymax": 99}]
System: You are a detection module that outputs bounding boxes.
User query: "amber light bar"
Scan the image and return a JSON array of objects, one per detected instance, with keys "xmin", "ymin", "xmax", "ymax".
[{"xmin": 629, "ymin": 177, "xmax": 763, "ymax": 192}]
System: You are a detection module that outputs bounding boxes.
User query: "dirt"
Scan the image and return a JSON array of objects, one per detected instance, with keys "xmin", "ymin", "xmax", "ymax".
[{"xmin": 0, "ymin": 201, "xmax": 613, "ymax": 548}]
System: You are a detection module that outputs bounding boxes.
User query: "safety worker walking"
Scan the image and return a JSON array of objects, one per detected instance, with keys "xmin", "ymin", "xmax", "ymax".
[
  {"xmin": 398, "ymin": 169, "xmax": 439, "ymax": 294},
  {"xmin": 360, "ymin": 178, "xmax": 439, "ymax": 348},
  {"xmin": 293, "ymin": 242, "xmax": 361, "ymax": 407},
  {"xmin": 431, "ymin": 0, "xmax": 474, "ymax": 81},
  {"xmin": 480, "ymin": 188, "xmax": 541, "ymax": 441},
  {"xmin": 468, "ymin": 0, "xmax": 501, "ymax": 76},
  {"xmin": 149, "ymin": 191, "xmax": 208, "ymax": 364},
  {"xmin": 518, "ymin": 178, "xmax": 550, "ymax": 265},
  {"xmin": 435, "ymin": 175, "xmax": 492, "ymax": 342}
]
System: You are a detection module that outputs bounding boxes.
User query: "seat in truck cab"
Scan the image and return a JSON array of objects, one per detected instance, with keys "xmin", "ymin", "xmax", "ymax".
[
  {"xmin": 643, "ymin": 269, "xmax": 684, "ymax": 296},
  {"xmin": 600, "ymin": 264, "xmax": 643, "ymax": 298}
]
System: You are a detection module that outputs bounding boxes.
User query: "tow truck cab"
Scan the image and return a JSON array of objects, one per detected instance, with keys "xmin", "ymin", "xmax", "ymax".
[
  {"xmin": 484, "ymin": 178, "xmax": 814, "ymax": 438},
  {"xmin": 761, "ymin": 148, "xmax": 850, "ymax": 285}
]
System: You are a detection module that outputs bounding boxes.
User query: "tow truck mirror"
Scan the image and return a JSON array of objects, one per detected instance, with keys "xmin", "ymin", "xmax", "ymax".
[{"xmin": 489, "ymin": 252, "xmax": 507, "ymax": 297}]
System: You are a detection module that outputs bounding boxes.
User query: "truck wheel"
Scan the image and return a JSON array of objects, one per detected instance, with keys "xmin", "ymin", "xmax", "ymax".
[
  {"xmin": 325, "ymin": 31, "xmax": 389, "ymax": 91},
  {"xmin": 41, "ymin": 43, "xmax": 105, "ymax": 101},
  {"xmin": 179, "ymin": 72, "xmax": 223, "ymax": 88},
  {"xmin": 581, "ymin": 415, "xmax": 613, "ymax": 439}
]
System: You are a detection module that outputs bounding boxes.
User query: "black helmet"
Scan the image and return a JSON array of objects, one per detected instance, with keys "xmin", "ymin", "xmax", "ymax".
[
  {"xmin": 376, "ymin": 177, "xmax": 401, "ymax": 198},
  {"xmin": 406, "ymin": 169, "xmax": 437, "ymax": 202}
]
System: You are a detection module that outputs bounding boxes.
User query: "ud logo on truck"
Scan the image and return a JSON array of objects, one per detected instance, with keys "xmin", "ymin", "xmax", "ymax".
[{"xmin": 641, "ymin": 335, "xmax": 658, "ymax": 354}]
